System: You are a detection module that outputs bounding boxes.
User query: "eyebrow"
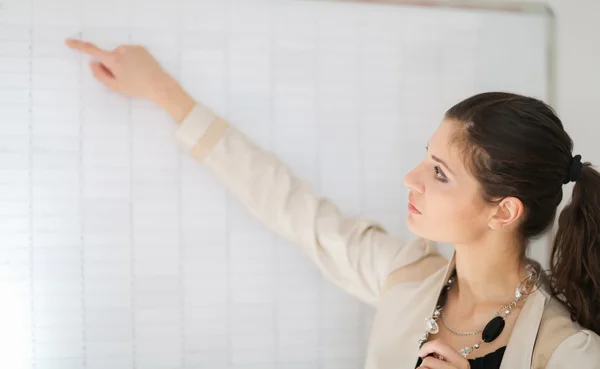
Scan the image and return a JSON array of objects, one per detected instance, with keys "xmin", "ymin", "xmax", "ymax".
[{"xmin": 431, "ymin": 155, "xmax": 456, "ymax": 176}]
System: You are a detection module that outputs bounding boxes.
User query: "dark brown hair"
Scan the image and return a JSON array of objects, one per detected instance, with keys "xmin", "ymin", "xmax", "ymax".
[{"xmin": 445, "ymin": 92, "xmax": 600, "ymax": 335}]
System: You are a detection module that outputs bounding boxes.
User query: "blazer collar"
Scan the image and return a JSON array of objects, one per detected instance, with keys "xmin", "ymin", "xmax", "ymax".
[{"xmin": 500, "ymin": 259, "xmax": 551, "ymax": 369}]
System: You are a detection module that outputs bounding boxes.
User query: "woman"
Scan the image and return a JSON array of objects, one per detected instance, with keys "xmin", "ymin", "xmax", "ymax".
[{"xmin": 64, "ymin": 39, "xmax": 600, "ymax": 369}]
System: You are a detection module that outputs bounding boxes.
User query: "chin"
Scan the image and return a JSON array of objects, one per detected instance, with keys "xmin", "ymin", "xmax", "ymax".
[
  {"xmin": 406, "ymin": 216, "xmax": 449, "ymax": 244},
  {"xmin": 406, "ymin": 215, "xmax": 425, "ymax": 236}
]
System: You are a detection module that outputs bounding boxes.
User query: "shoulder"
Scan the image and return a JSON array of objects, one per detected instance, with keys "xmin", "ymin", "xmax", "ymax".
[
  {"xmin": 382, "ymin": 237, "xmax": 449, "ymax": 293},
  {"xmin": 533, "ymin": 294, "xmax": 600, "ymax": 368},
  {"xmin": 545, "ymin": 329, "xmax": 600, "ymax": 368}
]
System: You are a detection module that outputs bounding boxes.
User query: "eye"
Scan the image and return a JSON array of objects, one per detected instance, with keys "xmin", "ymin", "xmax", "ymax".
[
  {"xmin": 433, "ymin": 165, "xmax": 448, "ymax": 183},
  {"xmin": 426, "ymin": 146, "xmax": 449, "ymax": 183}
]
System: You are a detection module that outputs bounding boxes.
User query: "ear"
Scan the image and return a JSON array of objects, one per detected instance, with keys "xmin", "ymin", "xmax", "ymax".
[{"xmin": 488, "ymin": 197, "xmax": 524, "ymax": 230}]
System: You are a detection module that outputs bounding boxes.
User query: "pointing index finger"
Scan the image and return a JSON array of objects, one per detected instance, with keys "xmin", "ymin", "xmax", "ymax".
[{"xmin": 65, "ymin": 39, "xmax": 114, "ymax": 65}]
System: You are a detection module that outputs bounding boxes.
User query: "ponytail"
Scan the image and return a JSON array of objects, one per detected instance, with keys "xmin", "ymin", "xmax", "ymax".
[{"xmin": 550, "ymin": 162, "xmax": 600, "ymax": 334}]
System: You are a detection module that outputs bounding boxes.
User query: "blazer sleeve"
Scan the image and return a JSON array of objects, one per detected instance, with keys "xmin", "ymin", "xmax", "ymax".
[
  {"xmin": 545, "ymin": 329, "xmax": 600, "ymax": 368},
  {"xmin": 173, "ymin": 101, "xmax": 441, "ymax": 307}
]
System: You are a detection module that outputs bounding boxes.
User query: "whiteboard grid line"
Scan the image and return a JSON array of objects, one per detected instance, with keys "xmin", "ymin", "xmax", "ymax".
[
  {"xmin": 127, "ymin": 1, "xmax": 136, "ymax": 365},
  {"xmin": 225, "ymin": 0, "xmax": 233, "ymax": 365},
  {"xmin": 77, "ymin": 26, "xmax": 87, "ymax": 369},
  {"xmin": 269, "ymin": 1, "xmax": 280, "ymax": 367},
  {"xmin": 356, "ymin": 16, "xmax": 368, "ymax": 367},
  {"xmin": 315, "ymin": 12, "xmax": 323, "ymax": 369},
  {"xmin": 176, "ymin": 0, "xmax": 185, "ymax": 366},
  {"xmin": 27, "ymin": 7, "xmax": 35, "ymax": 368}
]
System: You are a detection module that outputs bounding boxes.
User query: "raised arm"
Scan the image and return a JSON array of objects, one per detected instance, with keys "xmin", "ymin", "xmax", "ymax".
[
  {"xmin": 172, "ymin": 98, "xmax": 444, "ymax": 305},
  {"xmin": 64, "ymin": 39, "xmax": 446, "ymax": 306}
]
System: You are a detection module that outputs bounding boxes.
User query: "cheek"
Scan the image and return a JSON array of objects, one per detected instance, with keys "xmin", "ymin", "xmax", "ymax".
[{"xmin": 408, "ymin": 189, "xmax": 489, "ymax": 243}]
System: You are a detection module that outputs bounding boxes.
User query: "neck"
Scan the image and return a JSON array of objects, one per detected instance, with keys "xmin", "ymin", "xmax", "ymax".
[{"xmin": 453, "ymin": 235, "xmax": 528, "ymax": 306}]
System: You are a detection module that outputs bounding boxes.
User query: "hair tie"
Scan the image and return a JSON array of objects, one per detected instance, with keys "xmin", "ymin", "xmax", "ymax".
[{"xmin": 563, "ymin": 154, "xmax": 583, "ymax": 184}]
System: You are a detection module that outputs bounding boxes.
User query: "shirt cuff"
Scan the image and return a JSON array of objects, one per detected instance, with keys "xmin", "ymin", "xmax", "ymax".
[{"xmin": 174, "ymin": 101, "xmax": 217, "ymax": 152}]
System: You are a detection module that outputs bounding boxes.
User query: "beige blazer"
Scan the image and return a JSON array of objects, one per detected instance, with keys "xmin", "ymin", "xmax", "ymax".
[{"xmin": 174, "ymin": 101, "xmax": 600, "ymax": 368}]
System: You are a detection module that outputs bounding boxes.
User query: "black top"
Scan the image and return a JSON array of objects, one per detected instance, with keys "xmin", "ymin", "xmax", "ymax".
[{"xmin": 415, "ymin": 346, "xmax": 506, "ymax": 368}]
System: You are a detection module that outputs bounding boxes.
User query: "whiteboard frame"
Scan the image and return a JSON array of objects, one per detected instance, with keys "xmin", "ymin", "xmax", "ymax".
[{"xmin": 302, "ymin": 0, "xmax": 557, "ymax": 106}]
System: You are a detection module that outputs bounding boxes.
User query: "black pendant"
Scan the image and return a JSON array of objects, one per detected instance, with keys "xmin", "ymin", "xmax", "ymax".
[{"xmin": 482, "ymin": 316, "xmax": 505, "ymax": 343}]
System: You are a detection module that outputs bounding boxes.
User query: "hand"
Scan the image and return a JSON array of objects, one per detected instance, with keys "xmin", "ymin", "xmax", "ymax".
[
  {"xmin": 417, "ymin": 339, "xmax": 471, "ymax": 369},
  {"xmin": 64, "ymin": 39, "xmax": 195, "ymax": 123}
]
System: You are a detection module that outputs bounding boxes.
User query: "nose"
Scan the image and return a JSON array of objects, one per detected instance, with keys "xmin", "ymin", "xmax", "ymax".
[{"xmin": 404, "ymin": 162, "xmax": 425, "ymax": 194}]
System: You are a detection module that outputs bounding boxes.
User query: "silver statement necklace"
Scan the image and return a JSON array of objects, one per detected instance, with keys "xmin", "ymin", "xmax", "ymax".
[{"xmin": 418, "ymin": 264, "xmax": 539, "ymax": 358}]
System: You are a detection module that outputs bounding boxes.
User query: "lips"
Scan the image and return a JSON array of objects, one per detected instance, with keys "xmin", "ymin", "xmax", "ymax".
[{"xmin": 408, "ymin": 195, "xmax": 422, "ymax": 215}]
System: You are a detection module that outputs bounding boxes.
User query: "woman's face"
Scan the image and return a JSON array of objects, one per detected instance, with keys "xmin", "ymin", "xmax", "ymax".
[{"xmin": 403, "ymin": 119, "xmax": 495, "ymax": 245}]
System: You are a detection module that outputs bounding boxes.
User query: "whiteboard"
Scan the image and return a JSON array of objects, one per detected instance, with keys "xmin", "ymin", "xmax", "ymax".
[{"xmin": 0, "ymin": 0, "xmax": 554, "ymax": 368}]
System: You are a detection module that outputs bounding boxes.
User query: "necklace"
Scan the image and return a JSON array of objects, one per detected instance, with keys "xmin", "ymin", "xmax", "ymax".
[
  {"xmin": 440, "ymin": 312, "xmax": 483, "ymax": 336},
  {"xmin": 440, "ymin": 298, "xmax": 518, "ymax": 337},
  {"xmin": 418, "ymin": 263, "xmax": 540, "ymax": 358}
]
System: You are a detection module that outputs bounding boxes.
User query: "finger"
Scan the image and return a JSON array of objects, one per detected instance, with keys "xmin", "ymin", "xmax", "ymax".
[
  {"xmin": 89, "ymin": 61, "xmax": 118, "ymax": 91},
  {"xmin": 65, "ymin": 39, "xmax": 114, "ymax": 66},
  {"xmin": 418, "ymin": 356, "xmax": 456, "ymax": 369},
  {"xmin": 418, "ymin": 340, "xmax": 466, "ymax": 366}
]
